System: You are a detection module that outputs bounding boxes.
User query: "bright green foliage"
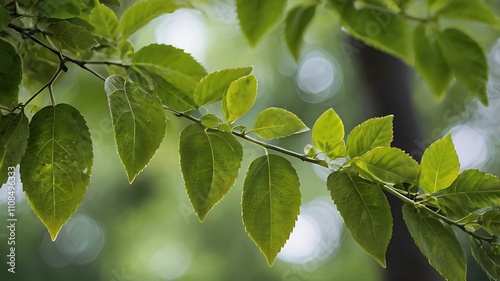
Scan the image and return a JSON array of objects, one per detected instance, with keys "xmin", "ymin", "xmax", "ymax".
[
  {"xmin": 222, "ymin": 74, "xmax": 257, "ymax": 123},
  {"xmin": 36, "ymin": 0, "xmax": 85, "ymax": 19},
  {"xmin": 46, "ymin": 21, "xmax": 98, "ymax": 52},
  {"xmin": 419, "ymin": 134, "xmax": 460, "ymax": 194},
  {"xmin": 194, "ymin": 67, "xmax": 253, "ymax": 107},
  {"xmin": 346, "ymin": 115, "xmax": 393, "ymax": 158},
  {"xmin": 312, "ymin": 108, "xmax": 346, "ymax": 160},
  {"xmin": 0, "ymin": 112, "xmax": 28, "ymax": 185},
  {"xmin": 89, "ymin": 1, "xmax": 119, "ymax": 38},
  {"xmin": 179, "ymin": 124, "xmax": 243, "ymax": 221},
  {"xmin": 352, "ymin": 147, "xmax": 419, "ymax": 185},
  {"xmin": 403, "ymin": 205, "xmax": 467, "ymax": 281},
  {"xmin": 431, "ymin": 0, "xmax": 500, "ymax": 26},
  {"xmin": 0, "ymin": 39, "xmax": 22, "ymax": 108},
  {"xmin": 236, "ymin": 0, "xmax": 287, "ymax": 46},
  {"xmin": 328, "ymin": 171, "xmax": 393, "ymax": 267},
  {"xmin": 435, "ymin": 170, "xmax": 500, "ymax": 218},
  {"xmin": 119, "ymin": 0, "xmax": 184, "ymax": 38},
  {"xmin": 471, "ymin": 240, "xmax": 500, "ymax": 280},
  {"xmin": 20, "ymin": 104, "xmax": 93, "ymax": 241},
  {"xmin": 252, "ymin": 107, "xmax": 309, "ymax": 139},
  {"xmin": 413, "ymin": 25, "xmax": 452, "ymax": 99},
  {"xmin": 437, "ymin": 29, "xmax": 489, "ymax": 105},
  {"xmin": 242, "ymin": 154, "xmax": 301, "ymax": 266},
  {"xmin": 285, "ymin": 3, "xmax": 316, "ymax": 60},
  {"xmin": 105, "ymin": 75, "xmax": 166, "ymax": 183}
]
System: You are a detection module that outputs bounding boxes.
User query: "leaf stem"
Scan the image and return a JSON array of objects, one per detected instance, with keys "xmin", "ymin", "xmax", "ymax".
[{"xmin": 21, "ymin": 67, "xmax": 63, "ymax": 109}]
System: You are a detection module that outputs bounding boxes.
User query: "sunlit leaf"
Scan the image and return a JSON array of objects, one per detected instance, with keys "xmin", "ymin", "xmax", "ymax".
[
  {"xmin": 105, "ymin": 75, "xmax": 166, "ymax": 183},
  {"xmin": 20, "ymin": 104, "xmax": 93, "ymax": 240},
  {"xmin": 251, "ymin": 107, "xmax": 309, "ymax": 139},
  {"xmin": 346, "ymin": 115, "xmax": 393, "ymax": 158},
  {"xmin": 328, "ymin": 171, "xmax": 392, "ymax": 267},
  {"xmin": 403, "ymin": 205, "xmax": 467, "ymax": 281},
  {"xmin": 285, "ymin": 4, "xmax": 316, "ymax": 60},
  {"xmin": 0, "ymin": 112, "xmax": 29, "ymax": 185},
  {"xmin": 36, "ymin": 0, "xmax": 86, "ymax": 19},
  {"xmin": 312, "ymin": 108, "xmax": 346, "ymax": 160},
  {"xmin": 431, "ymin": 0, "xmax": 500, "ymax": 26},
  {"xmin": 89, "ymin": 1, "xmax": 119, "ymax": 38},
  {"xmin": 242, "ymin": 154, "xmax": 301, "ymax": 266},
  {"xmin": 0, "ymin": 39, "xmax": 22, "ymax": 108},
  {"xmin": 179, "ymin": 124, "xmax": 243, "ymax": 221},
  {"xmin": 46, "ymin": 21, "xmax": 98, "ymax": 52},
  {"xmin": 222, "ymin": 74, "xmax": 257, "ymax": 123}
]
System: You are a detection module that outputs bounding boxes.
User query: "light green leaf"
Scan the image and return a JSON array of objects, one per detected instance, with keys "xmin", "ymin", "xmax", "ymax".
[
  {"xmin": 435, "ymin": 170, "xmax": 500, "ymax": 218},
  {"xmin": 431, "ymin": 0, "xmax": 500, "ymax": 26},
  {"xmin": 403, "ymin": 205, "xmax": 467, "ymax": 281},
  {"xmin": 0, "ymin": 112, "xmax": 29, "ymax": 185},
  {"xmin": 471, "ymin": 239, "xmax": 500, "ymax": 280},
  {"xmin": 0, "ymin": 39, "xmax": 22, "ymax": 108},
  {"xmin": 419, "ymin": 134, "xmax": 459, "ymax": 194},
  {"xmin": 346, "ymin": 115, "xmax": 393, "ymax": 158},
  {"xmin": 131, "ymin": 44, "xmax": 206, "ymax": 112},
  {"xmin": 437, "ymin": 28, "xmax": 488, "ymax": 105},
  {"xmin": 285, "ymin": 4, "xmax": 316, "ymax": 60},
  {"xmin": 352, "ymin": 147, "xmax": 419, "ymax": 185},
  {"xmin": 194, "ymin": 67, "xmax": 253, "ymax": 107},
  {"xmin": 242, "ymin": 154, "xmax": 301, "ymax": 266},
  {"xmin": 328, "ymin": 171, "xmax": 392, "ymax": 267},
  {"xmin": 312, "ymin": 108, "xmax": 346, "ymax": 160},
  {"xmin": 236, "ymin": 0, "xmax": 287, "ymax": 46},
  {"xmin": 36, "ymin": 0, "xmax": 86, "ymax": 19},
  {"xmin": 0, "ymin": 6, "xmax": 9, "ymax": 31},
  {"xmin": 330, "ymin": 1, "xmax": 411, "ymax": 63},
  {"xmin": 179, "ymin": 124, "xmax": 243, "ymax": 221},
  {"xmin": 200, "ymin": 114, "xmax": 222, "ymax": 129},
  {"xmin": 20, "ymin": 104, "xmax": 93, "ymax": 240},
  {"xmin": 119, "ymin": 0, "xmax": 185, "ymax": 38},
  {"xmin": 413, "ymin": 24, "xmax": 452, "ymax": 99},
  {"xmin": 105, "ymin": 75, "xmax": 166, "ymax": 183},
  {"xmin": 89, "ymin": 1, "xmax": 119, "ymax": 38},
  {"xmin": 222, "ymin": 74, "xmax": 257, "ymax": 123},
  {"xmin": 46, "ymin": 21, "xmax": 98, "ymax": 52},
  {"xmin": 251, "ymin": 107, "xmax": 309, "ymax": 139}
]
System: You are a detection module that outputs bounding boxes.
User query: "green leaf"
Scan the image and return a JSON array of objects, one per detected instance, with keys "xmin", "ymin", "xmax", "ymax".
[
  {"xmin": 328, "ymin": 171, "xmax": 392, "ymax": 267},
  {"xmin": 346, "ymin": 115, "xmax": 393, "ymax": 158},
  {"xmin": 194, "ymin": 67, "xmax": 253, "ymax": 107},
  {"xmin": 89, "ymin": 1, "xmax": 119, "ymax": 38},
  {"xmin": 104, "ymin": 75, "xmax": 166, "ymax": 183},
  {"xmin": 419, "ymin": 134, "xmax": 460, "ymax": 194},
  {"xmin": 0, "ymin": 6, "xmax": 9, "ymax": 31},
  {"xmin": 413, "ymin": 24, "xmax": 452, "ymax": 99},
  {"xmin": 431, "ymin": 0, "xmax": 500, "ymax": 26},
  {"xmin": 100, "ymin": 0, "xmax": 120, "ymax": 6},
  {"xmin": 435, "ymin": 170, "xmax": 500, "ymax": 218},
  {"xmin": 131, "ymin": 44, "xmax": 206, "ymax": 112},
  {"xmin": 312, "ymin": 108, "xmax": 346, "ymax": 160},
  {"xmin": 236, "ymin": 0, "xmax": 287, "ymax": 46},
  {"xmin": 222, "ymin": 74, "xmax": 257, "ymax": 123},
  {"xmin": 200, "ymin": 114, "xmax": 222, "ymax": 129},
  {"xmin": 242, "ymin": 154, "xmax": 301, "ymax": 266},
  {"xmin": 330, "ymin": 1, "xmax": 411, "ymax": 63},
  {"xmin": 46, "ymin": 21, "xmax": 98, "ymax": 52},
  {"xmin": 0, "ymin": 112, "xmax": 29, "ymax": 185},
  {"xmin": 471, "ymin": 240, "xmax": 500, "ymax": 280},
  {"xmin": 0, "ymin": 39, "xmax": 22, "ymax": 108},
  {"xmin": 20, "ymin": 104, "xmax": 93, "ymax": 240},
  {"xmin": 352, "ymin": 147, "xmax": 419, "ymax": 185},
  {"xmin": 119, "ymin": 0, "xmax": 184, "ymax": 38},
  {"xmin": 36, "ymin": 0, "xmax": 86, "ymax": 19},
  {"xmin": 251, "ymin": 107, "xmax": 309, "ymax": 139},
  {"xmin": 285, "ymin": 4, "xmax": 316, "ymax": 60},
  {"xmin": 179, "ymin": 124, "xmax": 243, "ymax": 221},
  {"xmin": 479, "ymin": 208, "xmax": 500, "ymax": 235},
  {"xmin": 437, "ymin": 28, "xmax": 488, "ymax": 105}
]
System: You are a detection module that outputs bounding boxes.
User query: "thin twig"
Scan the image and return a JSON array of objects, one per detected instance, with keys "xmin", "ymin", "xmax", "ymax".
[{"xmin": 22, "ymin": 67, "xmax": 63, "ymax": 108}]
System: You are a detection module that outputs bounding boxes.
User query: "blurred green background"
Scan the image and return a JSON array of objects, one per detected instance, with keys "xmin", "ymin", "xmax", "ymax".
[{"xmin": 2, "ymin": 0, "xmax": 500, "ymax": 280}]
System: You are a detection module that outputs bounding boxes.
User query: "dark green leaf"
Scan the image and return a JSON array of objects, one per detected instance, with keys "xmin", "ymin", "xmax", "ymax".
[
  {"xmin": 251, "ymin": 107, "xmax": 309, "ymax": 139},
  {"xmin": 89, "ymin": 1, "xmax": 119, "ymax": 38},
  {"xmin": 179, "ymin": 124, "xmax": 243, "ymax": 221},
  {"xmin": 236, "ymin": 0, "xmax": 287, "ymax": 46},
  {"xmin": 194, "ymin": 67, "xmax": 253, "ymax": 107},
  {"xmin": 100, "ymin": 0, "xmax": 120, "ymax": 6},
  {"xmin": 222, "ymin": 74, "xmax": 257, "ymax": 123},
  {"xmin": 285, "ymin": 4, "xmax": 316, "ymax": 60},
  {"xmin": 0, "ymin": 39, "xmax": 22, "ymax": 108},
  {"xmin": 431, "ymin": 0, "xmax": 500, "ymax": 26},
  {"xmin": 0, "ymin": 112, "xmax": 29, "ymax": 185},
  {"xmin": 104, "ymin": 75, "xmax": 166, "ymax": 183},
  {"xmin": 20, "ymin": 104, "xmax": 93, "ymax": 240},
  {"xmin": 242, "ymin": 154, "xmax": 301, "ymax": 266},
  {"xmin": 312, "ymin": 108, "xmax": 346, "ymax": 160},
  {"xmin": 479, "ymin": 208, "xmax": 500, "ymax": 235},
  {"xmin": 36, "ymin": 0, "xmax": 86, "ymax": 19},
  {"xmin": 46, "ymin": 21, "xmax": 98, "ymax": 52},
  {"xmin": 346, "ymin": 115, "xmax": 393, "ymax": 158},
  {"xmin": 403, "ymin": 205, "xmax": 466, "ymax": 281},
  {"xmin": 0, "ymin": 6, "xmax": 9, "ymax": 31},
  {"xmin": 328, "ymin": 171, "xmax": 392, "ymax": 267},
  {"xmin": 471, "ymin": 239, "xmax": 500, "ymax": 280}
]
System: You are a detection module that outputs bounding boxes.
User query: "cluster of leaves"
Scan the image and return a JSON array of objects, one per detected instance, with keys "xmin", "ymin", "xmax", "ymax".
[{"xmin": 0, "ymin": 0, "xmax": 499, "ymax": 280}]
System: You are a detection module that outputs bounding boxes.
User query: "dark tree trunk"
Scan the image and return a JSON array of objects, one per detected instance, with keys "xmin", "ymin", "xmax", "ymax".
[{"xmin": 352, "ymin": 39, "xmax": 442, "ymax": 281}]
